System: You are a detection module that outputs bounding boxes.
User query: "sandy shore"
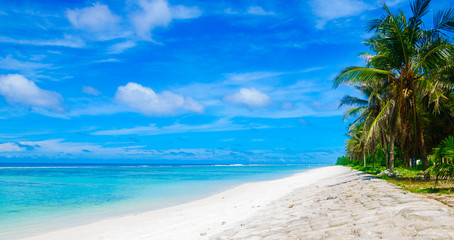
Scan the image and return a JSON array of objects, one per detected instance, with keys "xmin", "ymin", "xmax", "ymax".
[{"xmin": 20, "ymin": 166, "xmax": 454, "ymax": 240}]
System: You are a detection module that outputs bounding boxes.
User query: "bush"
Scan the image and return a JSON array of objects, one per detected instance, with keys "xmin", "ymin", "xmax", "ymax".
[
  {"xmin": 336, "ymin": 156, "xmax": 352, "ymax": 165},
  {"xmin": 375, "ymin": 145, "xmax": 386, "ymax": 166},
  {"xmin": 426, "ymin": 136, "xmax": 454, "ymax": 184}
]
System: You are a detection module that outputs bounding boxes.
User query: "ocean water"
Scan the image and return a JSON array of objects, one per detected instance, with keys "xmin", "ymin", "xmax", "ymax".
[{"xmin": 0, "ymin": 163, "xmax": 319, "ymax": 239}]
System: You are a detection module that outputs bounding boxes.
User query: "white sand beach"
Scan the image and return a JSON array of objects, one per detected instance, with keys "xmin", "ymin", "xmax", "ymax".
[{"xmin": 20, "ymin": 166, "xmax": 454, "ymax": 240}]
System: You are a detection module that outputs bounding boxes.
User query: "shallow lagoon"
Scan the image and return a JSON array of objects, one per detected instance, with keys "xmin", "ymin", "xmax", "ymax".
[{"xmin": 0, "ymin": 163, "xmax": 319, "ymax": 239}]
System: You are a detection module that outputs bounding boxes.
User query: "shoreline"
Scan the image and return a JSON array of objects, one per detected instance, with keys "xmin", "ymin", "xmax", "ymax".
[
  {"xmin": 19, "ymin": 166, "xmax": 338, "ymax": 240},
  {"xmin": 19, "ymin": 166, "xmax": 454, "ymax": 239},
  {"xmin": 2, "ymin": 164, "xmax": 316, "ymax": 240}
]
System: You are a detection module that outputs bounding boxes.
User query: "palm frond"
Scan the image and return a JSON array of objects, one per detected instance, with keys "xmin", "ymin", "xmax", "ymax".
[
  {"xmin": 342, "ymin": 106, "xmax": 367, "ymax": 122},
  {"xmin": 416, "ymin": 44, "xmax": 454, "ymax": 71},
  {"xmin": 366, "ymin": 99, "xmax": 395, "ymax": 143},
  {"xmin": 333, "ymin": 67, "xmax": 392, "ymax": 88},
  {"xmin": 440, "ymin": 136, "xmax": 454, "ymax": 158},
  {"xmin": 433, "ymin": 8, "xmax": 454, "ymax": 33},
  {"xmin": 339, "ymin": 95, "xmax": 368, "ymax": 108},
  {"xmin": 410, "ymin": 0, "xmax": 431, "ymax": 24}
]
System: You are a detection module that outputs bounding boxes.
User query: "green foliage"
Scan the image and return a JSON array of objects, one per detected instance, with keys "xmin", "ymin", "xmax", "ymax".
[
  {"xmin": 394, "ymin": 147, "xmax": 404, "ymax": 167},
  {"xmin": 335, "ymin": 156, "xmax": 352, "ymax": 165},
  {"xmin": 374, "ymin": 145, "xmax": 387, "ymax": 166},
  {"xmin": 415, "ymin": 187, "xmax": 454, "ymax": 194},
  {"xmin": 334, "ymin": 0, "xmax": 454, "ymax": 171},
  {"xmin": 394, "ymin": 167, "xmax": 420, "ymax": 178},
  {"xmin": 426, "ymin": 136, "xmax": 454, "ymax": 184},
  {"xmin": 351, "ymin": 165, "xmax": 381, "ymax": 174},
  {"xmin": 380, "ymin": 174, "xmax": 390, "ymax": 180}
]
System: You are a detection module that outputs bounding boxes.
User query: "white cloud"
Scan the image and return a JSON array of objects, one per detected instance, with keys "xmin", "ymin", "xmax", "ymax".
[
  {"xmin": 0, "ymin": 55, "xmax": 51, "ymax": 72},
  {"xmin": 310, "ymin": 0, "xmax": 370, "ymax": 29},
  {"xmin": 67, "ymin": 103, "xmax": 127, "ymax": 117},
  {"xmin": 4, "ymin": 138, "xmax": 231, "ymax": 160},
  {"xmin": 92, "ymin": 118, "xmax": 268, "ymax": 136},
  {"xmin": 223, "ymin": 6, "xmax": 274, "ymax": 16},
  {"xmin": 171, "ymin": 68, "xmax": 345, "ymax": 118},
  {"xmin": 225, "ymin": 71, "xmax": 283, "ymax": 84},
  {"xmin": 66, "ymin": 2, "xmax": 120, "ymax": 32},
  {"xmin": 247, "ymin": 6, "xmax": 275, "ymax": 16},
  {"xmin": 16, "ymin": 139, "xmax": 147, "ymax": 158},
  {"xmin": 132, "ymin": 0, "xmax": 171, "ymax": 39},
  {"xmin": 385, "ymin": 0, "xmax": 406, "ymax": 7},
  {"xmin": 171, "ymin": 5, "xmax": 202, "ymax": 19},
  {"xmin": 29, "ymin": 55, "xmax": 47, "ymax": 61},
  {"xmin": 0, "ymin": 74, "xmax": 63, "ymax": 111},
  {"xmin": 0, "ymin": 142, "xmax": 25, "ymax": 152},
  {"xmin": 224, "ymin": 88, "xmax": 271, "ymax": 108},
  {"xmin": 131, "ymin": 0, "xmax": 201, "ymax": 40},
  {"xmin": 94, "ymin": 58, "xmax": 120, "ymax": 63},
  {"xmin": 108, "ymin": 40, "xmax": 137, "ymax": 54},
  {"xmin": 0, "ymin": 35, "xmax": 85, "ymax": 48},
  {"xmin": 115, "ymin": 82, "xmax": 204, "ymax": 116},
  {"xmin": 82, "ymin": 86, "xmax": 101, "ymax": 96},
  {"xmin": 0, "ymin": 137, "xmax": 343, "ymax": 162},
  {"xmin": 93, "ymin": 125, "xmax": 159, "ymax": 136}
]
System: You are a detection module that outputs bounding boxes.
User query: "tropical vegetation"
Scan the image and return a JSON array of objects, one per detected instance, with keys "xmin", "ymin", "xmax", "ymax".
[{"xmin": 334, "ymin": 0, "xmax": 454, "ymax": 181}]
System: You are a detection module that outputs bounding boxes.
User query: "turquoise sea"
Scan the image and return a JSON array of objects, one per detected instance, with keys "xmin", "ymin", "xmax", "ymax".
[{"xmin": 0, "ymin": 163, "xmax": 319, "ymax": 239}]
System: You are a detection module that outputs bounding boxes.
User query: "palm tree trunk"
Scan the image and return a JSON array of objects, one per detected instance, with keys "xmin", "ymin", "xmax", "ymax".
[
  {"xmin": 402, "ymin": 112, "xmax": 411, "ymax": 168},
  {"xmin": 382, "ymin": 132, "xmax": 389, "ymax": 169},
  {"xmin": 389, "ymin": 132, "xmax": 395, "ymax": 172},
  {"xmin": 403, "ymin": 146, "xmax": 410, "ymax": 168},
  {"xmin": 419, "ymin": 127, "xmax": 428, "ymax": 169},
  {"xmin": 416, "ymin": 116, "xmax": 428, "ymax": 170},
  {"xmin": 363, "ymin": 151, "xmax": 366, "ymax": 168},
  {"xmin": 371, "ymin": 148, "xmax": 376, "ymax": 168}
]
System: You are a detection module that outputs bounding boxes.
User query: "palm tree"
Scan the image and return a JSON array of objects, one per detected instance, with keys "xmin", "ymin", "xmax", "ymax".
[
  {"xmin": 334, "ymin": 0, "xmax": 454, "ymax": 171},
  {"xmin": 345, "ymin": 123, "xmax": 365, "ymax": 163},
  {"xmin": 340, "ymin": 82, "xmax": 386, "ymax": 167}
]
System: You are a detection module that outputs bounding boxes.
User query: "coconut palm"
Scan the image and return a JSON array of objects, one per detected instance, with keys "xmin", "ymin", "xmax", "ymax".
[
  {"xmin": 334, "ymin": 0, "xmax": 454, "ymax": 171},
  {"xmin": 340, "ymin": 82, "xmax": 386, "ymax": 167},
  {"xmin": 345, "ymin": 123, "xmax": 365, "ymax": 162}
]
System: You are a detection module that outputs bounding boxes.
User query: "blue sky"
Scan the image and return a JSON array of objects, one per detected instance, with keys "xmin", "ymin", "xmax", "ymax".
[{"xmin": 0, "ymin": 0, "xmax": 445, "ymax": 164}]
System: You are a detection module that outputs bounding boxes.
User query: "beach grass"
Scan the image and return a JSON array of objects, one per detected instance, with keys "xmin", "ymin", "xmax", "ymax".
[
  {"xmin": 387, "ymin": 176, "xmax": 454, "ymax": 207},
  {"xmin": 345, "ymin": 164, "xmax": 454, "ymax": 207}
]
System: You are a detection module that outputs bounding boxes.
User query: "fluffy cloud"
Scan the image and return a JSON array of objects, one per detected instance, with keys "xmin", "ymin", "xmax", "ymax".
[
  {"xmin": 66, "ymin": 2, "xmax": 120, "ymax": 32},
  {"xmin": 310, "ymin": 0, "xmax": 370, "ymax": 29},
  {"xmin": 64, "ymin": 0, "xmax": 200, "ymax": 48},
  {"xmin": 0, "ymin": 74, "xmax": 63, "ymax": 111},
  {"xmin": 82, "ymin": 86, "xmax": 101, "ymax": 96},
  {"xmin": 131, "ymin": 0, "xmax": 201, "ymax": 40},
  {"xmin": 115, "ymin": 82, "xmax": 204, "ymax": 116},
  {"xmin": 224, "ymin": 88, "xmax": 271, "ymax": 108}
]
